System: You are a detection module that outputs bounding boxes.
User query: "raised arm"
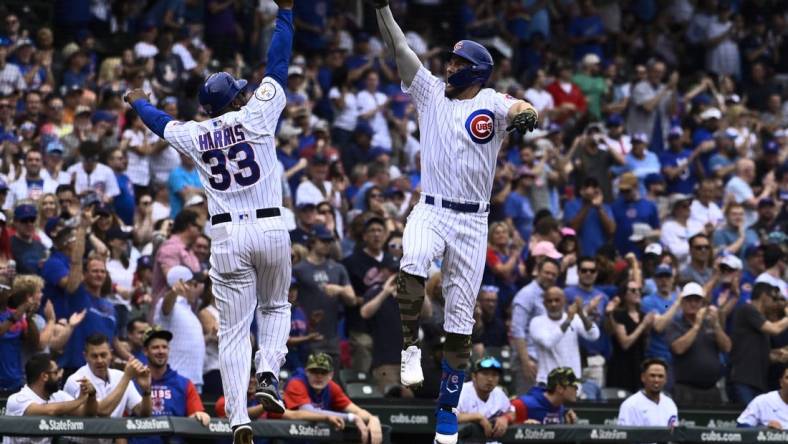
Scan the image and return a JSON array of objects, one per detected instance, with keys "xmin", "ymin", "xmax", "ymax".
[
  {"xmin": 370, "ymin": 1, "xmax": 422, "ymax": 87},
  {"xmin": 264, "ymin": 1, "xmax": 295, "ymax": 88}
]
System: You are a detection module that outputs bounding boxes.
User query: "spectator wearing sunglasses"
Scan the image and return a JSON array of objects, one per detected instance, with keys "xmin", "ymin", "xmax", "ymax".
[
  {"xmin": 457, "ymin": 356, "xmax": 511, "ymax": 443},
  {"xmin": 564, "ymin": 257, "xmax": 609, "ymax": 387},
  {"xmin": 605, "ymin": 281, "xmax": 654, "ymax": 393},
  {"xmin": 679, "ymin": 233, "xmax": 715, "ymax": 287},
  {"xmin": 511, "ymin": 367, "xmax": 579, "ymax": 425},
  {"xmin": 10, "ymin": 203, "xmax": 46, "ymax": 274}
]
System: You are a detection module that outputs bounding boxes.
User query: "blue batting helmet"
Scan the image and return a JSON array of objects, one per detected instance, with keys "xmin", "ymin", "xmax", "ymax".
[
  {"xmin": 448, "ymin": 40, "xmax": 493, "ymax": 89},
  {"xmin": 198, "ymin": 72, "xmax": 248, "ymax": 116}
]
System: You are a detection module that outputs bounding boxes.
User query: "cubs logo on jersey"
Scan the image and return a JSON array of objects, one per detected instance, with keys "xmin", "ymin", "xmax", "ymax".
[{"xmin": 465, "ymin": 109, "xmax": 495, "ymax": 144}]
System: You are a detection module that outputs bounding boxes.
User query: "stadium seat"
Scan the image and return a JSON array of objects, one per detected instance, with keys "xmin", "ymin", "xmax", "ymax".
[
  {"xmin": 346, "ymin": 382, "xmax": 383, "ymax": 398},
  {"xmin": 340, "ymin": 369, "xmax": 370, "ymax": 384},
  {"xmin": 600, "ymin": 387, "xmax": 631, "ymax": 401}
]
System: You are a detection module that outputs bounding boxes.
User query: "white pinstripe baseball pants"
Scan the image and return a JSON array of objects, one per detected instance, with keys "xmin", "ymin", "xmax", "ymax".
[
  {"xmin": 208, "ymin": 217, "xmax": 291, "ymax": 427},
  {"xmin": 400, "ymin": 201, "xmax": 488, "ymax": 335}
]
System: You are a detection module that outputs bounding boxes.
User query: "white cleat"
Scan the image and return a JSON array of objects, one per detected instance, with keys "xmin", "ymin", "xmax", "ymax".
[{"xmin": 400, "ymin": 345, "xmax": 424, "ymax": 387}]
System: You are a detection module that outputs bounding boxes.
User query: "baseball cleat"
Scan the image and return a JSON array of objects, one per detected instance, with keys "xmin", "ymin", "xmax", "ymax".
[
  {"xmin": 434, "ymin": 407, "xmax": 459, "ymax": 444},
  {"xmin": 255, "ymin": 372, "xmax": 285, "ymax": 414},
  {"xmin": 401, "ymin": 345, "xmax": 424, "ymax": 387},
  {"xmin": 232, "ymin": 423, "xmax": 253, "ymax": 444}
]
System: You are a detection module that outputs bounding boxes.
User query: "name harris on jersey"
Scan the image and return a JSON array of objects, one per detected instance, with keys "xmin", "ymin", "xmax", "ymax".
[{"xmin": 197, "ymin": 124, "xmax": 247, "ymax": 151}]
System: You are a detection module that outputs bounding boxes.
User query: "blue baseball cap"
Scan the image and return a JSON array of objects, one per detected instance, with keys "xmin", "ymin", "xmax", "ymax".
[
  {"xmin": 655, "ymin": 264, "xmax": 673, "ymax": 277},
  {"xmin": 606, "ymin": 114, "xmax": 623, "ymax": 127},
  {"xmin": 46, "ymin": 139, "xmax": 64, "ymax": 154},
  {"xmin": 14, "ymin": 204, "xmax": 37, "ymax": 221},
  {"xmin": 644, "ymin": 173, "xmax": 665, "ymax": 187},
  {"xmin": 91, "ymin": 110, "xmax": 116, "ymax": 124},
  {"xmin": 355, "ymin": 121, "xmax": 374, "ymax": 136},
  {"xmin": 668, "ymin": 126, "xmax": 683, "ymax": 139},
  {"xmin": 764, "ymin": 140, "xmax": 780, "ymax": 154},
  {"xmin": 44, "ymin": 217, "xmax": 62, "ymax": 237}
]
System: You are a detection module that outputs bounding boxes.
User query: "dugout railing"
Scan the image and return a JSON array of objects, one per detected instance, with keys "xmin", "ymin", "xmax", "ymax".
[
  {"xmin": 2, "ymin": 417, "xmax": 787, "ymax": 443},
  {"xmin": 0, "ymin": 416, "xmax": 391, "ymax": 442}
]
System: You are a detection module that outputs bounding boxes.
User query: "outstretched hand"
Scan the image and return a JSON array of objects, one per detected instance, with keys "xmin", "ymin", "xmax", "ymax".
[
  {"xmin": 124, "ymin": 89, "xmax": 149, "ymax": 105},
  {"xmin": 506, "ymin": 108, "xmax": 538, "ymax": 133}
]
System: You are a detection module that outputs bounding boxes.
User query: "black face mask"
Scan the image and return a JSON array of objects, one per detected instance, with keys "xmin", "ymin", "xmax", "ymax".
[{"xmin": 44, "ymin": 377, "xmax": 60, "ymax": 395}]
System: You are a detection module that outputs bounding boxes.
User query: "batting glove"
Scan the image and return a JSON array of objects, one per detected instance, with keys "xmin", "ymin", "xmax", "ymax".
[
  {"xmin": 506, "ymin": 108, "xmax": 538, "ymax": 133},
  {"xmin": 367, "ymin": 0, "xmax": 390, "ymax": 8}
]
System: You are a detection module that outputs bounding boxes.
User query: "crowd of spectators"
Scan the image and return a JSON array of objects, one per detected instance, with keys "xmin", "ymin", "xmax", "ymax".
[{"xmin": 0, "ymin": 0, "xmax": 787, "ymax": 439}]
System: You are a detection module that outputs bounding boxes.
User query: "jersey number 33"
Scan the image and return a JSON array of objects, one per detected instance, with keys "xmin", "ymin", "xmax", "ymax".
[{"xmin": 201, "ymin": 143, "xmax": 261, "ymax": 191}]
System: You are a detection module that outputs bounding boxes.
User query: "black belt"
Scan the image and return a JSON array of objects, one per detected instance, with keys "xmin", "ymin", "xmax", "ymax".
[
  {"xmin": 211, "ymin": 208, "xmax": 281, "ymax": 225},
  {"xmin": 424, "ymin": 195, "xmax": 489, "ymax": 213}
]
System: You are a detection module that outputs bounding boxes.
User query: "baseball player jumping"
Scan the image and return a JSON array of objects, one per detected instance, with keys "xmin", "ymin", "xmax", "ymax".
[
  {"xmin": 124, "ymin": 1, "xmax": 295, "ymax": 442},
  {"xmin": 369, "ymin": 1, "xmax": 538, "ymax": 443}
]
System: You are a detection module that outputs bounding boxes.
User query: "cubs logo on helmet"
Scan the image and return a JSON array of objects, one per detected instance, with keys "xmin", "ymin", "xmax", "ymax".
[{"xmin": 465, "ymin": 109, "xmax": 495, "ymax": 144}]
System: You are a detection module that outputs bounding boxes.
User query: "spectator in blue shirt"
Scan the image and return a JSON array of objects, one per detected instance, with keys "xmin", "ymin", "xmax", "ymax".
[
  {"xmin": 10, "ymin": 203, "xmax": 46, "ymax": 275},
  {"xmin": 41, "ymin": 221, "xmax": 88, "ymax": 320},
  {"xmin": 107, "ymin": 148, "xmax": 136, "ymax": 226},
  {"xmin": 713, "ymin": 202, "xmax": 759, "ymax": 259},
  {"xmin": 708, "ymin": 129, "xmax": 740, "ymax": 180},
  {"xmin": 564, "ymin": 257, "xmax": 610, "ymax": 379},
  {"xmin": 625, "ymin": 133, "xmax": 661, "ymax": 188},
  {"xmin": 641, "ymin": 264, "xmax": 681, "ymax": 366},
  {"xmin": 564, "ymin": 177, "xmax": 616, "ymax": 257},
  {"xmin": 293, "ymin": 0, "xmax": 330, "ymax": 54},
  {"xmin": 567, "ymin": 0, "xmax": 606, "ymax": 62},
  {"xmin": 168, "ymin": 153, "xmax": 202, "ymax": 218},
  {"xmin": 692, "ymin": 108, "xmax": 722, "ymax": 173},
  {"xmin": 611, "ymin": 172, "xmax": 660, "ymax": 255},
  {"xmin": 60, "ymin": 256, "xmax": 117, "ymax": 374},
  {"xmin": 0, "ymin": 282, "xmax": 40, "ymax": 393},
  {"xmin": 660, "ymin": 126, "xmax": 700, "ymax": 195},
  {"xmin": 504, "ymin": 167, "xmax": 535, "ymax": 243}
]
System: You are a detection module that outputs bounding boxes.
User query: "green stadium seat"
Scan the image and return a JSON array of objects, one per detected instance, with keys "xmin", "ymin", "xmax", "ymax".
[
  {"xmin": 600, "ymin": 387, "xmax": 631, "ymax": 401},
  {"xmin": 346, "ymin": 382, "xmax": 382, "ymax": 399},
  {"xmin": 340, "ymin": 369, "xmax": 370, "ymax": 384}
]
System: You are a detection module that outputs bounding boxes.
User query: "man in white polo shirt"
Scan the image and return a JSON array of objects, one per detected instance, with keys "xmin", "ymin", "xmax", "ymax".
[
  {"xmin": 617, "ymin": 358, "xmax": 678, "ymax": 427},
  {"xmin": 737, "ymin": 366, "xmax": 788, "ymax": 429},
  {"xmin": 63, "ymin": 333, "xmax": 152, "ymax": 443},
  {"xmin": 3, "ymin": 353, "xmax": 97, "ymax": 444},
  {"xmin": 153, "ymin": 265, "xmax": 205, "ymax": 392}
]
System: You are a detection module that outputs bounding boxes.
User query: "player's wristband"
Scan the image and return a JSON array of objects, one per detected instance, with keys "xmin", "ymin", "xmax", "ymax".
[{"xmin": 347, "ymin": 413, "xmax": 356, "ymax": 423}]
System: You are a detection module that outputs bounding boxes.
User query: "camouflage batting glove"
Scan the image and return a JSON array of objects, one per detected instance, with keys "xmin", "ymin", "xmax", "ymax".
[
  {"xmin": 506, "ymin": 108, "xmax": 538, "ymax": 133},
  {"xmin": 367, "ymin": 0, "xmax": 389, "ymax": 8}
]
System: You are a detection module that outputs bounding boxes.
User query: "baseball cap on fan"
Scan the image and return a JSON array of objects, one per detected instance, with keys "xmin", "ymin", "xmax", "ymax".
[
  {"xmin": 531, "ymin": 241, "xmax": 562, "ymax": 260},
  {"xmin": 166, "ymin": 265, "xmax": 194, "ymax": 287},
  {"xmin": 680, "ymin": 282, "xmax": 705, "ymax": 299}
]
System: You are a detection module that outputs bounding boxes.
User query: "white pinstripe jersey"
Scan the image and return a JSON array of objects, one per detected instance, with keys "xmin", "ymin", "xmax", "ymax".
[
  {"xmin": 162, "ymin": 77, "xmax": 286, "ymax": 216},
  {"xmin": 403, "ymin": 65, "xmax": 518, "ymax": 203}
]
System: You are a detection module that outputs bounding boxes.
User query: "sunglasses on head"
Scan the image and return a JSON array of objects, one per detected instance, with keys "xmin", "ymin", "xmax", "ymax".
[{"xmin": 477, "ymin": 357, "xmax": 502, "ymax": 371}]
